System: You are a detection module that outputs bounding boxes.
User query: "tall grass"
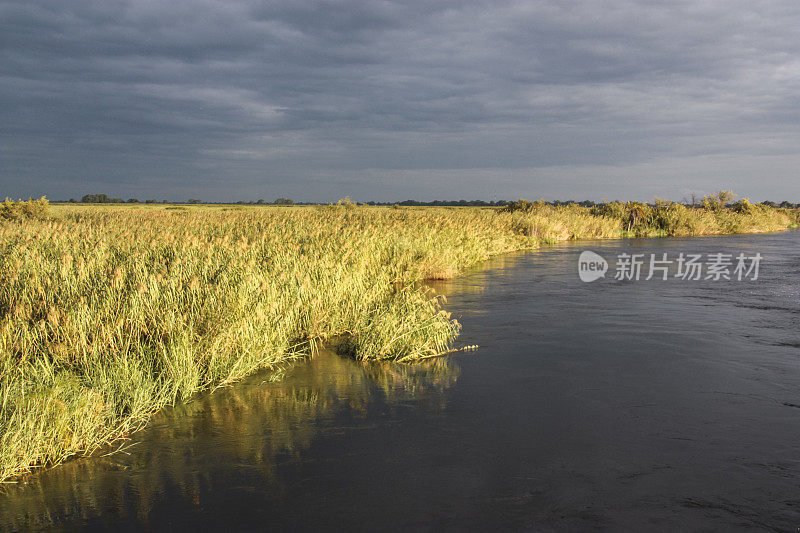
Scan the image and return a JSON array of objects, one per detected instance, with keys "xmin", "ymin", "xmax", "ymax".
[
  {"xmin": 587, "ymin": 198, "xmax": 794, "ymax": 236},
  {"xmin": 501, "ymin": 197, "xmax": 797, "ymax": 237},
  {"xmin": 0, "ymin": 202, "xmax": 797, "ymax": 481}
]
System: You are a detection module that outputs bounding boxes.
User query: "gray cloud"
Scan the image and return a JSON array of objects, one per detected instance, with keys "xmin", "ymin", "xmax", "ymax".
[{"xmin": 2, "ymin": 0, "xmax": 799, "ymax": 201}]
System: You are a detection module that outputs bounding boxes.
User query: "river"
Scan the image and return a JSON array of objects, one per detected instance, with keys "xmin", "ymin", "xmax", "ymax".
[{"xmin": 2, "ymin": 231, "xmax": 799, "ymax": 531}]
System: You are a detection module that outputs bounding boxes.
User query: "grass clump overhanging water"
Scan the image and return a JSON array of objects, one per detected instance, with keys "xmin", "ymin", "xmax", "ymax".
[{"xmin": 0, "ymin": 200, "xmax": 797, "ymax": 482}]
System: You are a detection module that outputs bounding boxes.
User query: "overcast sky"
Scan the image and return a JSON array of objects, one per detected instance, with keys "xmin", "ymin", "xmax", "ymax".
[{"xmin": 2, "ymin": 0, "xmax": 799, "ymax": 202}]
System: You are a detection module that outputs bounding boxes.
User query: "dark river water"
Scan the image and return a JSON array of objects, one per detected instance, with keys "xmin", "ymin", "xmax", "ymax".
[{"xmin": 2, "ymin": 231, "xmax": 800, "ymax": 531}]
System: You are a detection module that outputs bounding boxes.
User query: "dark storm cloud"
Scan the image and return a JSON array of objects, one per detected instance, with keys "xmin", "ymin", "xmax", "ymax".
[{"xmin": 2, "ymin": 0, "xmax": 800, "ymax": 201}]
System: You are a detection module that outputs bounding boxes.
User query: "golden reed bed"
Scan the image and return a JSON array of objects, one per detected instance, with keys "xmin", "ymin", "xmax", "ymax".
[{"xmin": 1, "ymin": 199, "xmax": 796, "ymax": 481}]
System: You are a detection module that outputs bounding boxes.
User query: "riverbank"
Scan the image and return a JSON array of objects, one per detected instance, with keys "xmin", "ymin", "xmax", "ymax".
[{"xmin": 1, "ymin": 201, "xmax": 798, "ymax": 481}]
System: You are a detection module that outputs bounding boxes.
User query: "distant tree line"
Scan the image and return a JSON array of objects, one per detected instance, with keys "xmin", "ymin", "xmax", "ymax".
[
  {"xmin": 78, "ymin": 194, "xmax": 298, "ymax": 205},
  {"xmin": 365, "ymin": 199, "xmax": 509, "ymax": 207},
  {"xmin": 81, "ymin": 194, "xmax": 166, "ymax": 204},
  {"xmin": 759, "ymin": 200, "xmax": 799, "ymax": 208},
  {"xmin": 233, "ymin": 198, "xmax": 295, "ymax": 205},
  {"xmin": 69, "ymin": 194, "xmax": 800, "ymax": 209},
  {"xmin": 365, "ymin": 200, "xmax": 598, "ymax": 207},
  {"xmin": 81, "ymin": 194, "xmax": 124, "ymax": 203}
]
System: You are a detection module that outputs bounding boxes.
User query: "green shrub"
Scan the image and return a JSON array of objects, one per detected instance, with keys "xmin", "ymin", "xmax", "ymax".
[
  {"xmin": 319, "ymin": 197, "xmax": 358, "ymax": 212},
  {"xmin": 0, "ymin": 197, "xmax": 49, "ymax": 221},
  {"xmin": 337, "ymin": 196, "xmax": 357, "ymax": 210},
  {"xmin": 730, "ymin": 198, "xmax": 756, "ymax": 215},
  {"xmin": 701, "ymin": 190, "xmax": 735, "ymax": 211},
  {"xmin": 499, "ymin": 199, "xmax": 547, "ymax": 213}
]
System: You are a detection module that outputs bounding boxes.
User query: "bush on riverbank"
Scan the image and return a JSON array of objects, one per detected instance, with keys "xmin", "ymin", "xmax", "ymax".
[
  {"xmin": 587, "ymin": 195, "xmax": 793, "ymax": 236},
  {"xmin": 0, "ymin": 197, "xmax": 49, "ymax": 221}
]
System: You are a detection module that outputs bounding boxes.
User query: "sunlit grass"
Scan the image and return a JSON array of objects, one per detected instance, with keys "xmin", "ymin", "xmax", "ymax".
[{"xmin": 0, "ymin": 201, "xmax": 796, "ymax": 481}]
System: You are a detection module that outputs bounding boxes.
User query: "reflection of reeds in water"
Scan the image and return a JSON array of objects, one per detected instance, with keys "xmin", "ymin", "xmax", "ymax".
[
  {"xmin": 364, "ymin": 357, "xmax": 457, "ymax": 405},
  {"xmin": 0, "ymin": 351, "xmax": 459, "ymax": 530}
]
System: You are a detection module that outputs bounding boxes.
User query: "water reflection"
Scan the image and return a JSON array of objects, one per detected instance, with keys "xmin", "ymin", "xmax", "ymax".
[{"xmin": 0, "ymin": 351, "xmax": 459, "ymax": 530}]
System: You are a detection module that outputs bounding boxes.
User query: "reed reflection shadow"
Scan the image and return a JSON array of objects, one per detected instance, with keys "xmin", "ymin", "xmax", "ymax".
[{"xmin": 0, "ymin": 350, "xmax": 460, "ymax": 530}]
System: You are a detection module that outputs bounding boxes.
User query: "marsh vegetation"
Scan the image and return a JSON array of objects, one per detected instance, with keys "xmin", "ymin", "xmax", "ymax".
[{"xmin": 1, "ymin": 198, "xmax": 797, "ymax": 482}]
